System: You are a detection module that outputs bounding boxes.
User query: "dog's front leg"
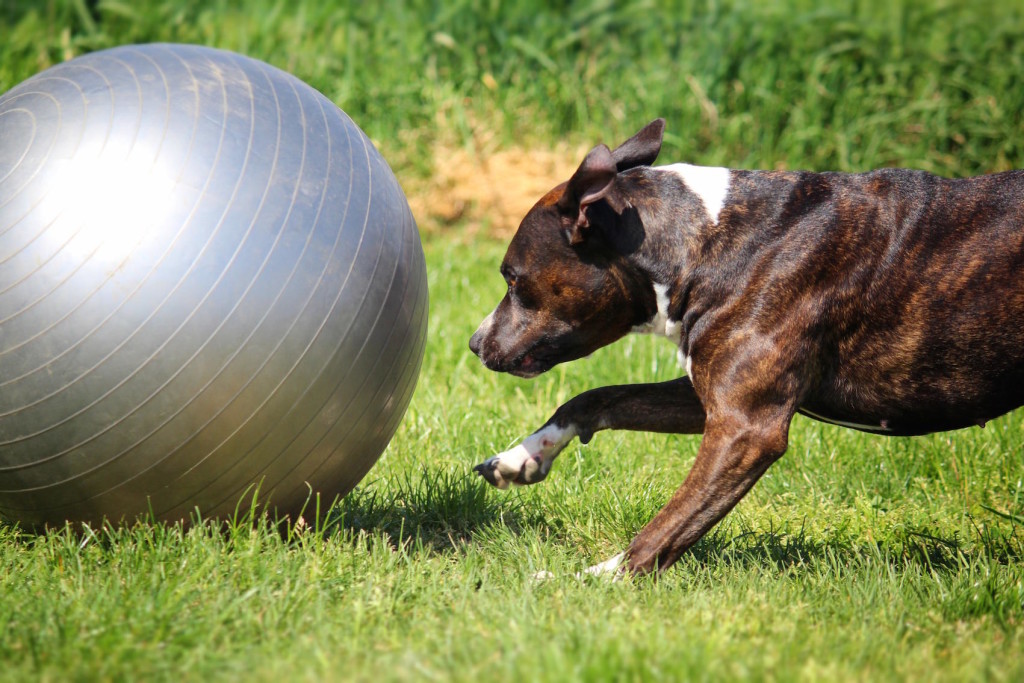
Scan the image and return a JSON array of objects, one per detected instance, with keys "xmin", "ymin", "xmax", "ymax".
[
  {"xmin": 474, "ymin": 377, "xmax": 705, "ymax": 489},
  {"xmin": 626, "ymin": 409, "xmax": 792, "ymax": 575}
]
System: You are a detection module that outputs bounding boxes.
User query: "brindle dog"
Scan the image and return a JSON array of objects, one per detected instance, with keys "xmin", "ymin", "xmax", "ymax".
[{"xmin": 470, "ymin": 119, "xmax": 1024, "ymax": 576}]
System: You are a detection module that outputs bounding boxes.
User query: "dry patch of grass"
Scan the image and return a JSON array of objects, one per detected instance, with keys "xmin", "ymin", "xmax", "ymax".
[{"xmin": 404, "ymin": 132, "xmax": 587, "ymax": 237}]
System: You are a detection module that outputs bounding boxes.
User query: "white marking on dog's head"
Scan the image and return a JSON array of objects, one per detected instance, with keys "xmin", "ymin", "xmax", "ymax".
[{"xmin": 661, "ymin": 163, "xmax": 731, "ymax": 224}]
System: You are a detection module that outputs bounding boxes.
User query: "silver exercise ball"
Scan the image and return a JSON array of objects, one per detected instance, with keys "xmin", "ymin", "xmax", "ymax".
[{"xmin": 0, "ymin": 44, "xmax": 428, "ymax": 529}]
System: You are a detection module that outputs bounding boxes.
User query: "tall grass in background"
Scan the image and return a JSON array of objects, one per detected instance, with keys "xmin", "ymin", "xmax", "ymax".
[
  {"xmin": 2, "ymin": 3, "xmax": 1024, "ymax": 680},
  {"xmin": 4, "ymin": 0, "xmax": 1024, "ymax": 176}
]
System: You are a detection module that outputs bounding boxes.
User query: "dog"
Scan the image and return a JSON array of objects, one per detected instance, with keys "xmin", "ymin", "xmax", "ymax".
[{"xmin": 468, "ymin": 119, "xmax": 1024, "ymax": 577}]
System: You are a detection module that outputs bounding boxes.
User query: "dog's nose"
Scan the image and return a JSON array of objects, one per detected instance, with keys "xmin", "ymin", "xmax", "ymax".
[{"xmin": 469, "ymin": 330, "xmax": 482, "ymax": 356}]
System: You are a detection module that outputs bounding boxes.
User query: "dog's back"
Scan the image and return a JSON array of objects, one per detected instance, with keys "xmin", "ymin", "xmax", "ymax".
[{"xmin": 713, "ymin": 168, "xmax": 1024, "ymax": 434}]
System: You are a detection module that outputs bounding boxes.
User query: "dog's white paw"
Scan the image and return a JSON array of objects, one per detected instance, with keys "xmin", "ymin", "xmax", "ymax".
[
  {"xmin": 474, "ymin": 423, "xmax": 575, "ymax": 489},
  {"xmin": 532, "ymin": 552, "xmax": 627, "ymax": 582},
  {"xmin": 582, "ymin": 552, "xmax": 626, "ymax": 578},
  {"xmin": 474, "ymin": 442, "xmax": 549, "ymax": 489}
]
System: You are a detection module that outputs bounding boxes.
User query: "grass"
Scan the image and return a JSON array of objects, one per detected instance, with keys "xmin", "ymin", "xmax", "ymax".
[
  {"xmin": 1, "ymin": 236, "xmax": 1022, "ymax": 682},
  {"xmin": 5, "ymin": 0, "xmax": 1024, "ymax": 181},
  {"xmin": 2, "ymin": 0, "xmax": 1024, "ymax": 681}
]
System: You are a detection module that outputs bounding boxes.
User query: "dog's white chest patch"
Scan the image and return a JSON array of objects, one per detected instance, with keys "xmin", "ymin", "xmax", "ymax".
[
  {"xmin": 661, "ymin": 163, "xmax": 731, "ymax": 224},
  {"xmin": 633, "ymin": 283, "xmax": 689, "ymax": 369},
  {"xmin": 632, "ymin": 283, "xmax": 681, "ymax": 342}
]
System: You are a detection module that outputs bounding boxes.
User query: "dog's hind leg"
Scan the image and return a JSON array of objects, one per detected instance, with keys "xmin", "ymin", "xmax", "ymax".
[{"xmin": 474, "ymin": 377, "xmax": 705, "ymax": 488}]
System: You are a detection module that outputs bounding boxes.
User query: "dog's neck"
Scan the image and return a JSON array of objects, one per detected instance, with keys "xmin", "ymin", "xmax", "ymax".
[
  {"xmin": 617, "ymin": 164, "xmax": 813, "ymax": 360},
  {"xmin": 608, "ymin": 164, "xmax": 740, "ymax": 319},
  {"xmin": 658, "ymin": 163, "xmax": 732, "ymax": 225}
]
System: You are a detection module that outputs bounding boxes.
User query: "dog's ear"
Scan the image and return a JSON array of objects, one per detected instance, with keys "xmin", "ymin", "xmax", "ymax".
[
  {"xmin": 611, "ymin": 118, "xmax": 665, "ymax": 171},
  {"xmin": 558, "ymin": 144, "xmax": 617, "ymax": 245}
]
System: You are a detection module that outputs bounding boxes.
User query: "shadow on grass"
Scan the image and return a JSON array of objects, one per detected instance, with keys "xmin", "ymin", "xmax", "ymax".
[
  {"xmin": 672, "ymin": 520, "xmax": 1024, "ymax": 628},
  {"xmin": 323, "ymin": 466, "xmax": 544, "ymax": 553},
  {"xmin": 684, "ymin": 517, "xmax": 1023, "ymax": 575},
  {"xmin": 3, "ymin": 468, "xmax": 1017, "ymax": 588},
  {"xmin": 0, "ymin": 467, "xmax": 531, "ymax": 555}
]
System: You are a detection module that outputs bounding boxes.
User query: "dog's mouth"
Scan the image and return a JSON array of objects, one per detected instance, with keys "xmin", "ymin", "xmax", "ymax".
[
  {"xmin": 477, "ymin": 345, "xmax": 558, "ymax": 378},
  {"xmin": 472, "ymin": 325, "xmax": 578, "ymax": 378},
  {"xmin": 507, "ymin": 352, "xmax": 550, "ymax": 378}
]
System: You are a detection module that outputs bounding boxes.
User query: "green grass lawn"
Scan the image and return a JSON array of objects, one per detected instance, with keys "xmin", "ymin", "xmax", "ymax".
[
  {"xmin": 2, "ymin": 1, "xmax": 1024, "ymax": 681},
  {"xmin": 1, "ymin": 235, "xmax": 1021, "ymax": 682}
]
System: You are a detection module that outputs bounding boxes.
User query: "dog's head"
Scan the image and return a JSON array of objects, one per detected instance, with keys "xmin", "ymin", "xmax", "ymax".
[{"xmin": 469, "ymin": 119, "xmax": 666, "ymax": 377}]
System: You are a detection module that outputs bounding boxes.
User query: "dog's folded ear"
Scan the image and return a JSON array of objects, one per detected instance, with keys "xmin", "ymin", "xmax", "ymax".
[
  {"xmin": 559, "ymin": 144, "xmax": 617, "ymax": 245},
  {"xmin": 558, "ymin": 119, "xmax": 664, "ymax": 246},
  {"xmin": 611, "ymin": 118, "xmax": 665, "ymax": 171}
]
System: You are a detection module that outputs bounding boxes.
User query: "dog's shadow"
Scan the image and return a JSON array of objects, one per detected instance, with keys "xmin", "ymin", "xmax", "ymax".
[
  {"xmin": 323, "ymin": 467, "xmax": 543, "ymax": 553},
  {"xmin": 682, "ymin": 520, "xmax": 1022, "ymax": 577},
  {"xmin": 326, "ymin": 470, "xmax": 1022, "ymax": 581},
  {"xmin": 3, "ymin": 466, "xmax": 1015, "ymax": 584}
]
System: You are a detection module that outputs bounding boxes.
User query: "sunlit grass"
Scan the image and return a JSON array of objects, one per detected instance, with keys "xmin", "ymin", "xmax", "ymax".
[
  {"xmin": 4, "ymin": 0, "xmax": 1024, "ymax": 177},
  {"xmin": 2, "ymin": 2, "xmax": 1023, "ymax": 681},
  {"xmin": 6, "ymin": 235, "xmax": 1021, "ymax": 682}
]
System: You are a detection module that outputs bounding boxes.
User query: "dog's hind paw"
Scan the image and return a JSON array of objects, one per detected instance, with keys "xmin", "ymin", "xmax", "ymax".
[
  {"xmin": 474, "ymin": 423, "xmax": 576, "ymax": 489},
  {"xmin": 531, "ymin": 553, "xmax": 627, "ymax": 582},
  {"xmin": 582, "ymin": 552, "xmax": 627, "ymax": 577}
]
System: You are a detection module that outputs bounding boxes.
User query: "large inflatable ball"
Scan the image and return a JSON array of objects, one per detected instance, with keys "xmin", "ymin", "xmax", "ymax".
[{"xmin": 0, "ymin": 44, "xmax": 428, "ymax": 529}]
